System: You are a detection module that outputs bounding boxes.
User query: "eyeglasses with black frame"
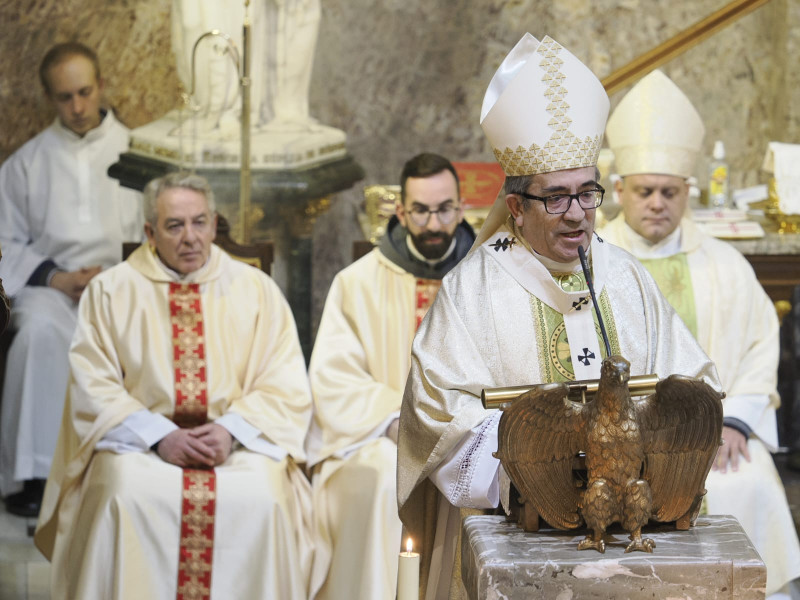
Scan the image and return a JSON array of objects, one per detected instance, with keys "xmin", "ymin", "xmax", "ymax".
[
  {"xmin": 517, "ymin": 185, "xmax": 605, "ymax": 215},
  {"xmin": 407, "ymin": 203, "xmax": 460, "ymax": 227}
]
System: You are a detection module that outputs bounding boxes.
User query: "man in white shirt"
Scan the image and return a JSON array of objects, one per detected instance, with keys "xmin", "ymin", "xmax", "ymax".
[
  {"xmin": 0, "ymin": 42, "xmax": 142, "ymax": 516},
  {"xmin": 598, "ymin": 69, "xmax": 800, "ymax": 598}
]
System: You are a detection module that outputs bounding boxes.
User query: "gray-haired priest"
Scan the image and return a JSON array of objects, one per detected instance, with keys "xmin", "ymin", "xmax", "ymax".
[
  {"xmin": 598, "ymin": 70, "xmax": 800, "ymax": 597},
  {"xmin": 34, "ymin": 172, "xmax": 313, "ymax": 600},
  {"xmin": 397, "ymin": 34, "xmax": 721, "ymax": 600}
]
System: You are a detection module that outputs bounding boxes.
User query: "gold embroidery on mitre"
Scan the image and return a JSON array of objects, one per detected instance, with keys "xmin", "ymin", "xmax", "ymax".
[{"xmin": 493, "ymin": 37, "xmax": 602, "ymax": 176}]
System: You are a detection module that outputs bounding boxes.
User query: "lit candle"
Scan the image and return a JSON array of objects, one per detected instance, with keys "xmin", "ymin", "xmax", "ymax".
[{"xmin": 397, "ymin": 537, "xmax": 420, "ymax": 600}]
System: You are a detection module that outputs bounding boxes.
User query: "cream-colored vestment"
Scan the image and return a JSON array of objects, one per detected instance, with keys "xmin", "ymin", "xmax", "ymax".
[
  {"xmin": 600, "ymin": 216, "xmax": 800, "ymax": 594},
  {"xmin": 34, "ymin": 244, "xmax": 312, "ymax": 600},
  {"xmin": 306, "ymin": 248, "xmax": 429, "ymax": 599},
  {"xmin": 398, "ymin": 229, "xmax": 720, "ymax": 600}
]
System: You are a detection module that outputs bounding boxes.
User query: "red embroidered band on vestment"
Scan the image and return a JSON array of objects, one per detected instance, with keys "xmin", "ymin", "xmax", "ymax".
[
  {"xmin": 415, "ymin": 278, "xmax": 442, "ymax": 331},
  {"xmin": 170, "ymin": 283, "xmax": 208, "ymax": 428},
  {"xmin": 177, "ymin": 469, "xmax": 216, "ymax": 600},
  {"xmin": 169, "ymin": 282, "xmax": 216, "ymax": 600}
]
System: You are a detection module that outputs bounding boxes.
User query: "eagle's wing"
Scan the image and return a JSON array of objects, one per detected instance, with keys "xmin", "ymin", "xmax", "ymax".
[
  {"xmin": 495, "ymin": 382, "xmax": 587, "ymax": 529},
  {"xmin": 636, "ymin": 375, "xmax": 724, "ymax": 522}
]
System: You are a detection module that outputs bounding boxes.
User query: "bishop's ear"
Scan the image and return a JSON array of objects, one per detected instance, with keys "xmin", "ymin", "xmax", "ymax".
[{"xmin": 505, "ymin": 194, "xmax": 525, "ymax": 226}]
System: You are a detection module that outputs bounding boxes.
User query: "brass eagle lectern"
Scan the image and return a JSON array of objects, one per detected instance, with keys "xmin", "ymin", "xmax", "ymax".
[{"xmin": 492, "ymin": 354, "xmax": 724, "ymax": 553}]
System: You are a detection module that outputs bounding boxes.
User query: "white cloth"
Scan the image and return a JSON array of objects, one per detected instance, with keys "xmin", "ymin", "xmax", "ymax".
[
  {"xmin": 306, "ymin": 248, "xmax": 421, "ymax": 599},
  {"xmin": 599, "ymin": 216, "xmax": 800, "ymax": 594},
  {"xmin": 0, "ymin": 112, "xmax": 142, "ymax": 295},
  {"xmin": 0, "ymin": 112, "xmax": 142, "ymax": 496},
  {"xmin": 398, "ymin": 232, "xmax": 720, "ymax": 599},
  {"xmin": 429, "ymin": 411, "xmax": 501, "ymax": 509},
  {"xmin": 0, "ymin": 287, "xmax": 75, "ymax": 495},
  {"xmin": 762, "ymin": 142, "xmax": 800, "ymax": 215},
  {"xmin": 34, "ymin": 244, "xmax": 313, "ymax": 599}
]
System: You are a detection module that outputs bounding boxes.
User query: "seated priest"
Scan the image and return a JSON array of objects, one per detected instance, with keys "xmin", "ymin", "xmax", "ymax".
[
  {"xmin": 397, "ymin": 34, "xmax": 721, "ymax": 600},
  {"xmin": 305, "ymin": 153, "xmax": 475, "ymax": 599},
  {"xmin": 34, "ymin": 172, "xmax": 313, "ymax": 600},
  {"xmin": 598, "ymin": 70, "xmax": 800, "ymax": 598}
]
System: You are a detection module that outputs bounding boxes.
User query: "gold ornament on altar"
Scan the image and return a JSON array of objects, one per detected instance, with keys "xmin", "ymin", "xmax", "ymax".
[
  {"xmin": 360, "ymin": 185, "xmax": 400, "ymax": 244},
  {"xmin": 492, "ymin": 354, "xmax": 723, "ymax": 553},
  {"xmin": 756, "ymin": 143, "xmax": 800, "ymax": 234},
  {"xmin": 748, "ymin": 178, "xmax": 800, "ymax": 234}
]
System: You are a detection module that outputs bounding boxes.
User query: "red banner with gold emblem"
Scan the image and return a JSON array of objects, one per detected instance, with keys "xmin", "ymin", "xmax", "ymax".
[{"xmin": 452, "ymin": 161, "xmax": 505, "ymax": 209}]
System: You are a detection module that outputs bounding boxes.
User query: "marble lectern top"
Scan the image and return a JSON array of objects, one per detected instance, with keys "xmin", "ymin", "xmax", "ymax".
[{"xmin": 461, "ymin": 515, "xmax": 765, "ymax": 599}]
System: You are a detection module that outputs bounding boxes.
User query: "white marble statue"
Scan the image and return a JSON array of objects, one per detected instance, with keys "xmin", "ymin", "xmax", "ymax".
[
  {"xmin": 171, "ymin": 0, "xmax": 322, "ymax": 137},
  {"xmin": 130, "ymin": 0, "xmax": 343, "ymax": 169}
]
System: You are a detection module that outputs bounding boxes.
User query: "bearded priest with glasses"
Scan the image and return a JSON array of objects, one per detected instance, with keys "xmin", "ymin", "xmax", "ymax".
[
  {"xmin": 397, "ymin": 35, "xmax": 722, "ymax": 600},
  {"xmin": 304, "ymin": 152, "xmax": 475, "ymax": 599}
]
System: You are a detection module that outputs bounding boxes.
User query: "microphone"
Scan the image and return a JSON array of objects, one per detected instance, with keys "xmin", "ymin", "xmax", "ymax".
[{"xmin": 578, "ymin": 245, "xmax": 612, "ymax": 358}]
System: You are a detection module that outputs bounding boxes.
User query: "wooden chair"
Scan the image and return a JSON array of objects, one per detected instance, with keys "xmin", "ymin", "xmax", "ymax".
[
  {"xmin": 352, "ymin": 240, "xmax": 375, "ymax": 262},
  {"xmin": 123, "ymin": 214, "xmax": 273, "ymax": 275}
]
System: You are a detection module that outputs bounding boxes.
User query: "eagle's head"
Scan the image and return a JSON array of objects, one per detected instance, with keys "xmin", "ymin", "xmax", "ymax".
[{"xmin": 601, "ymin": 355, "xmax": 630, "ymax": 386}]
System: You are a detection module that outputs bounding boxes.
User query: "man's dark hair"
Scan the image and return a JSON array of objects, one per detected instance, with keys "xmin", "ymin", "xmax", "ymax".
[
  {"xmin": 39, "ymin": 42, "xmax": 102, "ymax": 95},
  {"xmin": 400, "ymin": 153, "xmax": 460, "ymax": 203},
  {"xmin": 504, "ymin": 174, "xmax": 535, "ymax": 197}
]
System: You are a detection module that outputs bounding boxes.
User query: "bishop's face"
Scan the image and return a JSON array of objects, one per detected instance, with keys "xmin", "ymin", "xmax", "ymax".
[
  {"xmin": 506, "ymin": 166, "xmax": 598, "ymax": 263},
  {"xmin": 616, "ymin": 173, "xmax": 689, "ymax": 244}
]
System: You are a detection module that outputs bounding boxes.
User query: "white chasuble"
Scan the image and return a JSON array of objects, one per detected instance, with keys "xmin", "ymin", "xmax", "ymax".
[
  {"xmin": 307, "ymin": 248, "xmax": 443, "ymax": 600},
  {"xmin": 35, "ymin": 244, "xmax": 312, "ymax": 600},
  {"xmin": 398, "ymin": 234, "xmax": 720, "ymax": 600}
]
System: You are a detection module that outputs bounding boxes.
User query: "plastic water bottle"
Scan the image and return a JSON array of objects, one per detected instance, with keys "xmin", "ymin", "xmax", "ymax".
[{"xmin": 708, "ymin": 140, "xmax": 730, "ymax": 209}]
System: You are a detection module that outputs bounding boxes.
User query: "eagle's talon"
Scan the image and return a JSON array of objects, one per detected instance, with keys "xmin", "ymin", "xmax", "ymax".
[
  {"xmin": 577, "ymin": 536, "xmax": 605, "ymax": 553},
  {"xmin": 625, "ymin": 536, "xmax": 656, "ymax": 553}
]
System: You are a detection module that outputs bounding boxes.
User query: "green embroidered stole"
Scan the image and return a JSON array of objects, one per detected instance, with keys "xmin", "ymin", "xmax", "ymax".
[
  {"xmin": 639, "ymin": 254, "xmax": 698, "ymax": 338},
  {"xmin": 530, "ymin": 270, "xmax": 621, "ymax": 382}
]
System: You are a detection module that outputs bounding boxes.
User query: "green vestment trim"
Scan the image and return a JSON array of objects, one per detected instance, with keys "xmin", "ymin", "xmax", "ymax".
[
  {"xmin": 639, "ymin": 254, "xmax": 698, "ymax": 338},
  {"xmin": 531, "ymin": 271, "xmax": 621, "ymax": 383}
]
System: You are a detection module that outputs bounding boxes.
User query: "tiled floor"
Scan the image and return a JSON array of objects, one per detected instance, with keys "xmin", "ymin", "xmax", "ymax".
[
  {"xmin": 1, "ymin": 457, "xmax": 799, "ymax": 600},
  {"xmin": 0, "ymin": 506, "xmax": 49, "ymax": 600}
]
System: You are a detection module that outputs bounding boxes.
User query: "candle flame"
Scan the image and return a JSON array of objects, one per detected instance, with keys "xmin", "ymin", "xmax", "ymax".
[{"xmin": 406, "ymin": 537, "xmax": 413, "ymax": 553}]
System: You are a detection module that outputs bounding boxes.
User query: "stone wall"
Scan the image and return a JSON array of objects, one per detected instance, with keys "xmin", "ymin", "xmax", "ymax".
[
  {"xmin": 0, "ymin": 0, "xmax": 180, "ymax": 163},
  {"xmin": 1, "ymin": 0, "xmax": 797, "ymax": 334}
]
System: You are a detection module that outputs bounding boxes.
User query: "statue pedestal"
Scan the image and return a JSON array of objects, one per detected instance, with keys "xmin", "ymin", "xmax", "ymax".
[
  {"xmin": 128, "ymin": 110, "xmax": 348, "ymax": 170},
  {"xmin": 108, "ymin": 151, "xmax": 364, "ymax": 360},
  {"xmin": 461, "ymin": 515, "xmax": 765, "ymax": 599}
]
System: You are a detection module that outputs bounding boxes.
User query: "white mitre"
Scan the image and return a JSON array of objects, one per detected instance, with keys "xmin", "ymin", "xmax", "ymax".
[
  {"xmin": 606, "ymin": 69, "xmax": 705, "ymax": 178},
  {"xmin": 475, "ymin": 34, "xmax": 609, "ymax": 246}
]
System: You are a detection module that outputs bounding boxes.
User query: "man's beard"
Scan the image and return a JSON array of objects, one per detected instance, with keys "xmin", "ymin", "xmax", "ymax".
[{"xmin": 409, "ymin": 229, "xmax": 456, "ymax": 260}]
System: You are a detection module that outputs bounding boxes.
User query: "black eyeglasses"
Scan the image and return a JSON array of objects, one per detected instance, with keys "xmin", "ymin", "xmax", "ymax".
[
  {"xmin": 407, "ymin": 204, "xmax": 460, "ymax": 227},
  {"xmin": 517, "ymin": 186, "xmax": 605, "ymax": 215}
]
